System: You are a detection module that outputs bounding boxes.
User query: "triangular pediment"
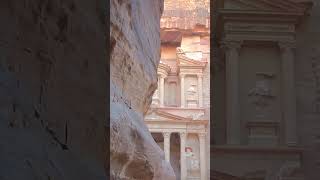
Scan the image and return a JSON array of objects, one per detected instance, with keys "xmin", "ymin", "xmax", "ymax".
[
  {"xmin": 176, "ymin": 48, "xmax": 206, "ymax": 67},
  {"xmin": 178, "ymin": 57, "xmax": 206, "ymax": 67},
  {"xmin": 223, "ymin": 0, "xmax": 309, "ymax": 14},
  {"xmin": 145, "ymin": 108, "xmax": 192, "ymax": 122}
]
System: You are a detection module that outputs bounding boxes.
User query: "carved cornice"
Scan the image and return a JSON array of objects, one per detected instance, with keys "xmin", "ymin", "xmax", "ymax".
[{"xmin": 217, "ymin": 0, "xmax": 313, "ymax": 44}]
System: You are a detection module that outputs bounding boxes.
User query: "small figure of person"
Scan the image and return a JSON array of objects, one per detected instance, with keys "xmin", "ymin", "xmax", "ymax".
[{"xmin": 185, "ymin": 147, "xmax": 199, "ymax": 171}]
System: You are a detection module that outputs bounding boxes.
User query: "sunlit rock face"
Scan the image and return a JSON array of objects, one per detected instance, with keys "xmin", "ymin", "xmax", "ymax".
[
  {"xmin": 161, "ymin": 0, "xmax": 210, "ymax": 29},
  {"xmin": 0, "ymin": 0, "xmax": 107, "ymax": 179},
  {"xmin": 110, "ymin": 0, "xmax": 175, "ymax": 179}
]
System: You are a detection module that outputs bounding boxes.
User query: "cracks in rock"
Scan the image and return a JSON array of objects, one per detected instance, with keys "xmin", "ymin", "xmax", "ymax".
[
  {"xmin": 34, "ymin": 49, "xmax": 69, "ymax": 150},
  {"xmin": 37, "ymin": 49, "xmax": 54, "ymax": 108},
  {"xmin": 64, "ymin": 119, "xmax": 68, "ymax": 146},
  {"xmin": 45, "ymin": 126, "xmax": 68, "ymax": 150},
  {"xmin": 112, "ymin": 92, "xmax": 132, "ymax": 110},
  {"xmin": 55, "ymin": 10, "xmax": 68, "ymax": 43}
]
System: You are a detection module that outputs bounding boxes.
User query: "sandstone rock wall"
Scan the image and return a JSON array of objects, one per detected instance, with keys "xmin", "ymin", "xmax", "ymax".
[
  {"xmin": 0, "ymin": 0, "xmax": 107, "ymax": 179},
  {"xmin": 110, "ymin": 0, "xmax": 175, "ymax": 179}
]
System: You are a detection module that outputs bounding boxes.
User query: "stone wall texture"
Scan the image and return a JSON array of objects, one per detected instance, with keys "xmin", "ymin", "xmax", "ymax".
[
  {"xmin": 296, "ymin": 0, "xmax": 320, "ymax": 179},
  {"xmin": 0, "ymin": 0, "xmax": 107, "ymax": 179},
  {"xmin": 110, "ymin": 0, "xmax": 175, "ymax": 179}
]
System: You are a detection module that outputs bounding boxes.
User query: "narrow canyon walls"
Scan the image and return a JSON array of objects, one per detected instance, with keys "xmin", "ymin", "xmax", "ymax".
[{"xmin": 110, "ymin": 0, "xmax": 175, "ymax": 179}]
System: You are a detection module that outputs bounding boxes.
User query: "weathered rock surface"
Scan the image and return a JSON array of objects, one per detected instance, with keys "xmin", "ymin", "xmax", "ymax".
[
  {"xmin": 0, "ymin": 0, "xmax": 106, "ymax": 179},
  {"xmin": 110, "ymin": 0, "xmax": 175, "ymax": 179}
]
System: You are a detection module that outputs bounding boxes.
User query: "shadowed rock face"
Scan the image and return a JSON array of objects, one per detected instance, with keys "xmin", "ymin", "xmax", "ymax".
[
  {"xmin": 110, "ymin": 0, "xmax": 175, "ymax": 179},
  {"xmin": 0, "ymin": 0, "xmax": 107, "ymax": 179}
]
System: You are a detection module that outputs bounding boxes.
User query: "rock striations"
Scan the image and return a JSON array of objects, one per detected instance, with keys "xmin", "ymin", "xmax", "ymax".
[{"xmin": 110, "ymin": 0, "xmax": 175, "ymax": 179}]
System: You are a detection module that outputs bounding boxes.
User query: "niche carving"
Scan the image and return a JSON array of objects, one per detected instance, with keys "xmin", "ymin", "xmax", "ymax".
[
  {"xmin": 248, "ymin": 72, "xmax": 275, "ymax": 120},
  {"xmin": 187, "ymin": 84, "xmax": 198, "ymax": 108}
]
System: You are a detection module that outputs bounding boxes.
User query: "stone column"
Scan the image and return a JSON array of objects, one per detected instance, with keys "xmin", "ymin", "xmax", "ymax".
[
  {"xmin": 180, "ymin": 74, "xmax": 186, "ymax": 108},
  {"xmin": 198, "ymin": 133, "xmax": 207, "ymax": 180},
  {"xmin": 279, "ymin": 42, "xmax": 297, "ymax": 146},
  {"xmin": 163, "ymin": 132, "xmax": 171, "ymax": 162},
  {"xmin": 180, "ymin": 132, "xmax": 187, "ymax": 180},
  {"xmin": 223, "ymin": 40, "xmax": 242, "ymax": 145},
  {"xmin": 197, "ymin": 74, "xmax": 203, "ymax": 108},
  {"xmin": 160, "ymin": 75, "xmax": 165, "ymax": 107}
]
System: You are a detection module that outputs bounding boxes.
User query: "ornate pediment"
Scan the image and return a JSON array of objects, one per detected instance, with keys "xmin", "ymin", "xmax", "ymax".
[
  {"xmin": 145, "ymin": 108, "xmax": 192, "ymax": 122},
  {"xmin": 177, "ymin": 48, "xmax": 207, "ymax": 68},
  {"xmin": 223, "ymin": 0, "xmax": 310, "ymax": 14}
]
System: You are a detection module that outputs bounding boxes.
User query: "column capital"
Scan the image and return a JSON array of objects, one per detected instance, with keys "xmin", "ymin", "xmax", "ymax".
[
  {"xmin": 180, "ymin": 132, "xmax": 187, "ymax": 138},
  {"xmin": 162, "ymin": 132, "xmax": 171, "ymax": 138},
  {"xmin": 221, "ymin": 40, "xmax": 243, "ymax": 51},
  {"xmin": 198, "ymin": 132, "xmax": 206, "ymax": 139},
  {"xmin": 197, "ymin": 73, "xmax": 204, "ymax": 78},
  {"xmin": 278, "ymin": 41, "xmax": 296, "ymax": 50},
  {"xmin": 158, "ymin": 73, "xmax": 167, "ymax": 79},
  {"xmin": 179, "ymin": 73, "xmax": 186, "ymax": 78}
]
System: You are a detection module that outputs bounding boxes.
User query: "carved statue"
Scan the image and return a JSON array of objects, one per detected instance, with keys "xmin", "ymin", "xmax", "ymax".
[
  {"xmin": 248, "ymin": 73, "xmax": 275, "ymax": 120},
  {"xmin": 187, "ymin": 84, "xmax": 197, "ymax": 100}
]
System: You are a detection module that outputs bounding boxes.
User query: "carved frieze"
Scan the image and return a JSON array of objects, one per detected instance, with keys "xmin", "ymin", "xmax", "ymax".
[{"xmin": 187, "ymin": 124, "xmax": 205, "ymax": 131}]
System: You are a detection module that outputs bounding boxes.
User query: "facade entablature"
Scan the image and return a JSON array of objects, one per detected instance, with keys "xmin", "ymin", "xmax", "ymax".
[
  {"xmin": 217, "ymin": 0, "xmax": 312, "ymax": 44},
  {"xmin": 145, "ymin": 108, "xmax": 208, "ymax": 122},
  {"xmin": 152, "ymin": 106, "xmax": 206, "ymax": 120},
  {"xmin": 179, "ymin": 69, "xmax": 204, "ymax": 77},
  {"xmin": 146, "ymin": 121, "xmax": 207, "ymax": 133}
]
